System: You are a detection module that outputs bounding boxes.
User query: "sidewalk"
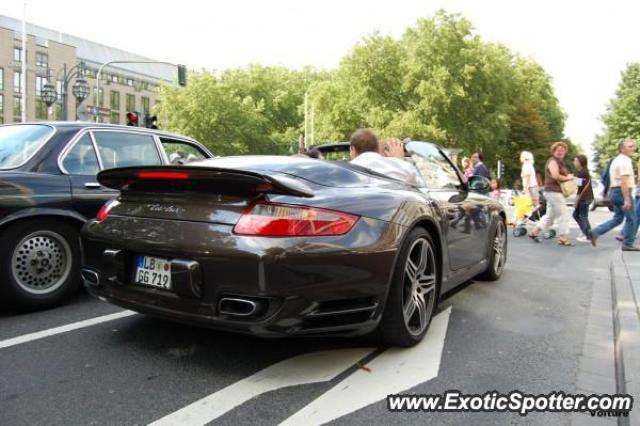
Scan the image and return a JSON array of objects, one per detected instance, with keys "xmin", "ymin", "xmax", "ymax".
[{"xmin": 611, "ymin": 250, "xmax": 640, "ymax": 426}]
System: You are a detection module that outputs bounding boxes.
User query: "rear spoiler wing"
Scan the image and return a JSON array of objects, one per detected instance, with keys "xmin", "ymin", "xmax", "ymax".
[{"xmin": 97, "ymin": 166, "xmax": 314, "ymax": 198}]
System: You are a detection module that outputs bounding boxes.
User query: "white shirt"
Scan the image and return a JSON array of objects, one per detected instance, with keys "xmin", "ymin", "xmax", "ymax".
[
  {"xmin": 610, "ymin": 154, "xmax": 636, "ymax": 190},
  {"xmin": 351, "ymin": 151, "xmax": 418, "ymax": 185},
  {"xmin": 521, "ymin": 162, "xmax": 537, "ymax": 189}
]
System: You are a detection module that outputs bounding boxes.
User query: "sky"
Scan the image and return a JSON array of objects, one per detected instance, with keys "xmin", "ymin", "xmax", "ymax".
[{"xmin": 2, "ymin": 0, "xmax": 639, "ymax": 157}]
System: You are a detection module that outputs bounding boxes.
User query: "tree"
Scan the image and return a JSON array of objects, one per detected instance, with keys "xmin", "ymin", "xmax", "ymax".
[
  {"xmin": 593, "ymin": 63, "xmax": 640, "ymax": 169},
  {"xmin": 157, "ymin": 66, "xmax": 326, "ymax": 155}
]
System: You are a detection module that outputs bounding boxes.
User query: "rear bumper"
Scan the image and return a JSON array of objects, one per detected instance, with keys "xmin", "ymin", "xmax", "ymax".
[{"xmin": 81, "ymin": 216, "xmax": 404, "ymax": 337}]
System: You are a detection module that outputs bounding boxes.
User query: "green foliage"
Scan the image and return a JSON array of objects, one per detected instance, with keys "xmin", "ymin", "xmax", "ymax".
[
  {"xmin": 593, "ymin": 63, "xmax": 640, "ymax": 169},
  {"xmin": 310, "ymin": 11, "xmax": 566, "ymax": 185},
  {"xmin": 157, "ymin": 65, "xmax": 325, "ymax": 155},
  {"xmin": 157, "ymin": 10, "xmax": 567, "ymax": 186}
]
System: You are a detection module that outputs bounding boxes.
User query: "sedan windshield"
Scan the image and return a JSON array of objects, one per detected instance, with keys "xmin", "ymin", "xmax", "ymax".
[{"xmin": 0, "ymin": 125, "xmax": 53, "ymax": 169}]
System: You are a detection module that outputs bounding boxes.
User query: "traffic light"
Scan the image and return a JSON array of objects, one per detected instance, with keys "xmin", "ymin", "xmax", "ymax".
[
  {"xmin": 177, "ymin": 64, "xmax": 187, "ymax": 87},
  {"xmin": 145, "ymin": 114, "xmax": 158, "ymax": 129},
  {"xmin": 126, "ymin": 111, "xmax": 140, "ymax": 126}
]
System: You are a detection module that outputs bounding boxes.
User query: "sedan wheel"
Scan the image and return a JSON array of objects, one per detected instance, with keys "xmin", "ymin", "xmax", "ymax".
[
  {"xmin": 0, "ymin": 220, "xmax": 81, "ymax": 310},
  {"xmin": 11, "ymin": 230, "xmax": 73, "ymax": 295},
  {"xmin": 378, "ymin": 228, "xmax": 439, "ymax": 347}
]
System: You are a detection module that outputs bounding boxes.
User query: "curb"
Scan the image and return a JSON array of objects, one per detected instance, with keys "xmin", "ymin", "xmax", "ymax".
[{"xmin": 611, "ymin": 251, "xmax": 640, "ymax": 426}]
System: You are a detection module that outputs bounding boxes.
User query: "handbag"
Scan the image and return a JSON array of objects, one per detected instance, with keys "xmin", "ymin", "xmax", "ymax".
[{"xmin": 559, "ymin": 178, "xmax": 577, "ymax": 198}]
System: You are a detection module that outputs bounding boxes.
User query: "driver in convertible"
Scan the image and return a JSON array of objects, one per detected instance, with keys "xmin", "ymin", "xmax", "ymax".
[{"xmin": 349, "ymin": 129, "xmax": 419, "ymax": 185}]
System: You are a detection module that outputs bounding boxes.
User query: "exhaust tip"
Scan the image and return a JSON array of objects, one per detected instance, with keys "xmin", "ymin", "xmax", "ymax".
[
  {"xmin": 218, "ymin": 297, "xmax": 259, "ymax": 317},
  {"xmin": 81, "ymin": 268, "xmax": 100, "ymax": 287}
]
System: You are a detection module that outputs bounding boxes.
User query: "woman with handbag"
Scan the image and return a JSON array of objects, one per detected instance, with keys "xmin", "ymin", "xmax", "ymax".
[
  {"xmin": 572, "ymin": 155, "xmax": 594, "ymax": 242},
  {"xmin": 529, "ymin": 141, "xmax": 575, "ymax": 246}
]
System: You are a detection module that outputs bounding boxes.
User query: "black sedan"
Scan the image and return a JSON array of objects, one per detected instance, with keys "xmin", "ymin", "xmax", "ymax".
[
  {"xmin": 0, "ymin": 123, "xmax": 212, "ymax": 310},
  {"xmin": 81, "ymin": 142, "xmax": 507, "ymax": 346}
]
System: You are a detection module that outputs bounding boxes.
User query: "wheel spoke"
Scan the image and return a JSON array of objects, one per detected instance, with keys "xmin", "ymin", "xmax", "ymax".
[
  {"xmin": 404, "ymin": 295, "xmax": 418, "ymax": 321},
  {"xmin": 417, "ymin": 274, "xmax": 436, "ymax": 294},
  {"xmin": 405, "ymin": 259, "xmax": 418, "ymax": 281},
  {"xmin": 417, "ymin": 241, "xmax": 430, "ymax": 273},
  {"xmin": 415, "ymin": 295, "xmax": 427, "ymax": 332}
]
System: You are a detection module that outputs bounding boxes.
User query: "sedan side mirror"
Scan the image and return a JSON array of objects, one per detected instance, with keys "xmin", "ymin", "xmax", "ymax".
[{"xmin": 468, "ymin": 175, "xmax": 491, "ymax": 194}]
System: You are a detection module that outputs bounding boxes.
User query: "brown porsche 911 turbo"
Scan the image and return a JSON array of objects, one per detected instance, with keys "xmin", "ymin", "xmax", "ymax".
[{"xmin": 81, "ymin": 141, "xmax": 507, "ymax": 346}]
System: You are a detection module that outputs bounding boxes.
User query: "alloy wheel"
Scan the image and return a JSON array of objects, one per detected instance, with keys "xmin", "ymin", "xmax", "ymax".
[
  {"xmin": 493, "ymin": 221, "xmax": 507, "ymax": 275},
  {"xmin": 402, "ymin": 237, "xmax": 437, "ymax": 336},
  {"xmin": 11, "ymin": 231, "xmax": 72, "ymax": 295}
]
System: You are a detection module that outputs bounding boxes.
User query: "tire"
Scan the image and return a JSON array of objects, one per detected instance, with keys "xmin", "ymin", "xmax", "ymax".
[
  {"xmin": 378, "ymin": 228, "xmax": 439, "ymax": 347},
  {"xmin": 0, "ymin": 219, "xmax": 81, "ymax": 311},
  {"xmin": 513, "ymin": 226, "xmax": 527, "ymax": 237},
  {"xmin": 477, "ymin": 219, "xmax": 507, "ymax": 281}
]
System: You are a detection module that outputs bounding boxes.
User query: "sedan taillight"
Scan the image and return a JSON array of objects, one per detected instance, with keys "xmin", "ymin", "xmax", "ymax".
[
  {"xmin": 233, "ymin": 202, "xmax": 359, "ymax": 237},
  {"xmin": 96, "ymin": 199, "xmax": 120, "ymax": 222}
]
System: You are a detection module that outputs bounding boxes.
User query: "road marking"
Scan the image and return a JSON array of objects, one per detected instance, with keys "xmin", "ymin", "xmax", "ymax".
[
  {"xmin": 0, "ymin": 310, "xmax": 137, "ymax": 349},
  {"xmin": 279, "ymin": 307, "xmax": 452, "ymax": 426},
  {"xmin": 149, "ymin": 347, "xmax": 376, "ymax": 426}
]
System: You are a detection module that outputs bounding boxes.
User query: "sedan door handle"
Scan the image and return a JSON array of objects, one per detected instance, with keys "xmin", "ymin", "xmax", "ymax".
[{"xmin": 84, "ymin": 182, "xmax": 102, "ymax": 189}]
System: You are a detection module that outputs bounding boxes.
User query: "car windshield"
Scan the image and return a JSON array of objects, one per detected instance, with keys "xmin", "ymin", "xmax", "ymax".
[{"xmin": 0, "ymin": 125, "xmax": 53, "ymax": 169}]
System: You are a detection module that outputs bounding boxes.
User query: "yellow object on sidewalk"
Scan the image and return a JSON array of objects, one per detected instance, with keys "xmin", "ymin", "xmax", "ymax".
[{"xmin": 513, "ymin": 194, "xmax": 533, "ymax": 220}]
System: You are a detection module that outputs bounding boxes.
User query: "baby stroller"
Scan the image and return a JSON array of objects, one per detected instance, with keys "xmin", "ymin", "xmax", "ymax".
[{"xmin": 512, "ymin": 190, "xmax": 557, "ymax": 239}]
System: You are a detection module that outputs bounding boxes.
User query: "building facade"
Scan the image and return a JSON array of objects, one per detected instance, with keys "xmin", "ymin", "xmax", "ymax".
[{"xmin": 0, "ymin": 15, "xmax": 175, "ymax": 124}]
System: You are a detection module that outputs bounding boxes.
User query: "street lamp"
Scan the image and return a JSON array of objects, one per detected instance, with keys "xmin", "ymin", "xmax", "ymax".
[
  {"xmin": 41, "ymin": 62, "xmax": 90, "ymax": 121},
  {"xmin": 72, "ymin": 77, "xmax": 90, "ymax": 104},
  {"xmin": 41, "ymin": 82, "xmax": 58, "ymax": 108}
]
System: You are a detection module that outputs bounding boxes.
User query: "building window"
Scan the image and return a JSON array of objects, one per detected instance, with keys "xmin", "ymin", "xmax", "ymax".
[
  {"xmin": 14, "ymin": 71, "xmax": 22, "ymax": 94},
  {"xmin": 110, "ymin": 111, "xmax": 120, "ymax": 124},
  {"xmin": 0, "ymin": 94, "xmax": 4, "ymax": 114},
  {"xmin": 126, "ymin": 78, "xmax": 134, "ymax": 87},
  {"xmin": 93, "ymin": 88, "xmax": 104, "ymax": 107},
  {"xmin": 13, "ymin": 47, "xmax": 22, "ymax": 63},
  {"xmin": 126, "ymin": 94, "xmax": 135, "ymax": 111},
  {"xmin": 0, "ymin": 68, "xmax": 3, "ymax": 91},
  {"xmin": 111, "ymin": 74, "xmax": 118, "ymax": 83},
  {"xmin": 142, "ymin": 97, "xmax": 150, "ymax": 114},
  {"xmin": 36, "ymin": 99, "xmax": 48, "ymax": 120},
  {"xmin": 13, "ymin": 97, "xmax": 21, "ymax": 117},
  {"xmin": 36, "ymin": 52, "xmax": 48, "ymax": 67},
  {"xmin": 110, "ymin": 91, "xmax": 120, "ymax": 111},
  {"xmin": 36, "ymin": 76, "xmax": 46, "ymax": 96}
]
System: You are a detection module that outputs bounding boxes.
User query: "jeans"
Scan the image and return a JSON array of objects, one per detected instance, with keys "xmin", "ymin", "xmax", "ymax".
[
  {"xmin": 572, "ymin": 200, "xmax": 592, "ymax": 238},
  {"xmin": 635, "ymin": 196, "xmax": 640, "ymax": 237},
  {"xmin": 592, "ymin": 188, "xmax": 637, "ymax": 246},
  {"xmin": 538, "ymin": 192, "xmax": 569, "ymax": 236}
]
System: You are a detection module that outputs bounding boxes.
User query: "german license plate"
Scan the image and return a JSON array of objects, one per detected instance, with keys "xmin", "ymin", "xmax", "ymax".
[{"xmin": 135, "ymin": 255, "xmax": 171, "ymax": 290}]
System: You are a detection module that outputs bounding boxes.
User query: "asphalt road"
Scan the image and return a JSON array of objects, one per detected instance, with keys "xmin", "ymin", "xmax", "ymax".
[{"xmin": 0, "ymin": 209, "xmax": 623, "ymax": 426}]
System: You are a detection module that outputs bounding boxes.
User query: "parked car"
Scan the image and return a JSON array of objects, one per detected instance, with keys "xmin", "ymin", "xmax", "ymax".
[
  {"xmin": 0, "ymin": 123, "xmax": 212, "ymax": 310},
  {"xmin": 81, "ymin": 141, "xmax": 507, "ymax": 347}
]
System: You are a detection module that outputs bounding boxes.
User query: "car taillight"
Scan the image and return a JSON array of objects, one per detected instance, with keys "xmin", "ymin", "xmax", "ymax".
[
  {"xmin": 233, "ymin": 202, "xmax": 359, "ymax": 237},
  {"xmin": 96, "ymin": 199, "xmax": 120, "ymax": 222}
]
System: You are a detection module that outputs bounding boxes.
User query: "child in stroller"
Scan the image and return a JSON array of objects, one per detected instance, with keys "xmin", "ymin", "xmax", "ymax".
[{"xmin": 512, "ymin": 190, "xmax": 557, "ymax": 238}]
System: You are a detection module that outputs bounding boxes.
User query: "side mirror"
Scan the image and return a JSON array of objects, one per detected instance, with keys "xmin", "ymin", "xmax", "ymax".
[{"xmin": 468, "ymin": 175, "xmax": 491, "ymax": 194}]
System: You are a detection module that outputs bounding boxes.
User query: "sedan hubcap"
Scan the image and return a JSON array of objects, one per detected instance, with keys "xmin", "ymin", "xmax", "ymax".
[
  {"xmin": 493, "ymin": 222, "xmax": 506, "ymax": 274},
  {"xmin": 403, "ymin": 238, "xmax": 437, "ymax": 336},
  {"xmin": 12, "ymin": 231, "xmax": 72, "ymax": 295}
]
